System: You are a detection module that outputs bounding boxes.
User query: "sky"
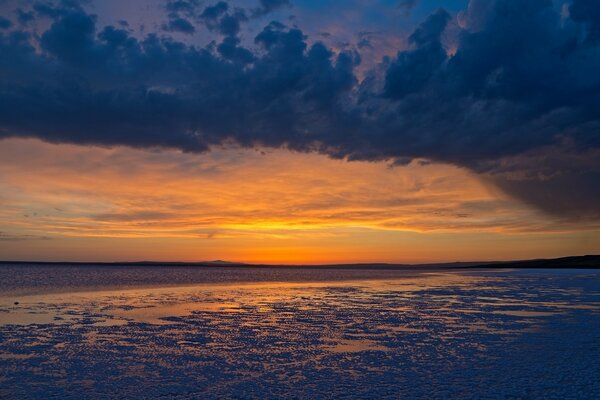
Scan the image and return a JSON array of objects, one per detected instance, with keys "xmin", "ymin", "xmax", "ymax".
[{"xmin": 0, "ymin": 0, "xmax": 599, "ymax": 263}]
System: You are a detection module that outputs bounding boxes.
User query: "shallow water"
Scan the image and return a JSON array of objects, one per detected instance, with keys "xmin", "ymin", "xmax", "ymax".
[{"xmin": 0, "ymin": 266, "xmax": 599, "ymax": 399}]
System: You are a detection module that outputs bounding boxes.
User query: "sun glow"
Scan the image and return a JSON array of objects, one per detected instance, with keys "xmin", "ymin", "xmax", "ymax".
[{"xmin": 0, "ymin": 138, "xmax": 598, "ymax": 263}]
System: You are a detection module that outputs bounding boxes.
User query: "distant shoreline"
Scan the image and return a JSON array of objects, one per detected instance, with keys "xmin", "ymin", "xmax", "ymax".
[{"xmin": 0, "ymin": 255, "xmax": 598, "ymax": 269}]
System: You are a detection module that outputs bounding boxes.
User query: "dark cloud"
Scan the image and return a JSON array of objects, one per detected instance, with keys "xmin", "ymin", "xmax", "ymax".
[
  {"xmin": 39, "ymin": 9, "xmax": 97, "ymax": 66},
  {"xmin": 33, "ymin": 0, "xmax": 86, "ymax": 16},
  {"xmin": 570, "ymin": 0, "xmax": 600, "ymax": 44},
  {"xmin": 356, "ymin": 31, "xmax": 380, "ymax": 49},
  {"xmin": 198, "ymin": 1, "xmax": 228, "ymax": 28},
  {"xmin": 368, "ymin": 0, "xmax": 600, "ymax": 217},
  {"xmin": 384, "ymin": 9, "xmax": 450, "ymax": 98},
  {"xmin": 477, "ymin": 142, "xmax": 600, "ymax": 219},
  {"xmin": 166, "ymin": 0, "xmax": 200, "ymax": 14},
  {"xmin": 251, "ymin": 0, "xmax": 291, "ymax": 18},
  {"xmin": 162, "ymin": 0, "xmax": 200, "ymax": 35},
  {"xmin": 163, "ymin": 15, "xmax": 196, "ymax": 35},
  {"xmin": 198, "ymin": 2, "xmax": 247, "ymax": 37},
  {"xmin": 16, "ymin": 8, "xmax": 35, "ymax": 25},
  {"xmin": 196, "ymin": 0, "xmax": 285, "ymax": 34},
  {"xmin": 398, "ymin": 0, "xmax": 419, "ymax": 13},
  {"xmin": 217, "ymin": 12, "xmax": 246, "ymax": 36},
  {"xmin": 0, "ymin": 0, "xmax": 599, "ymax": 219},
  {"xmin": 217, "ymin": 36, "xmax": 254, "ymax": 64},
  {"xmin": 494, "ymin": 172, "xmax": 600, "ymax": 220},
  {"xmin": 0, "ymin": 17, "xmax": 11, "ymax": 29}
]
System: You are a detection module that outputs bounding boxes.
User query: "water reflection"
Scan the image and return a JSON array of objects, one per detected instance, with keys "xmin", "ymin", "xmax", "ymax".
[{"xmin": 0, "ymin": 269, "xmax": 599, "ymax": 399}]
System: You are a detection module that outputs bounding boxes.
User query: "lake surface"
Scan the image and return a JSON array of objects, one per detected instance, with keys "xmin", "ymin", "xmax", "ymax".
[{"xmin": 0, "ymin": 265, "xmax": 599, "ymax": 399}]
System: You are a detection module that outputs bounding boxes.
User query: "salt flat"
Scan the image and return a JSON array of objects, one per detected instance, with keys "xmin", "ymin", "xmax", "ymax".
[{"xmin": 0, "ymin": 266, "xmax": 599, "ymax": 399}]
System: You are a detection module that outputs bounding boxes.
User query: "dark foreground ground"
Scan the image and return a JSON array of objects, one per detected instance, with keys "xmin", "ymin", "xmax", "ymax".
[{"xmin": 0, "ymin": 265, "xmax": 599, "ymax": 399}]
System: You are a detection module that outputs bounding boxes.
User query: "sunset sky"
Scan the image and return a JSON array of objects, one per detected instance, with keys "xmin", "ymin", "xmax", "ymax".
[{"xmin": 0, "ymin": 0, "xmax": 599, "ymax": 263}]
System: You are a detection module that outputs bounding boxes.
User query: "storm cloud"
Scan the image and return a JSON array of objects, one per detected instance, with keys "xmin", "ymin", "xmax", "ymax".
[{"xmin": 0, "ymin": 0, "xmax": 599, "ymax": 218}]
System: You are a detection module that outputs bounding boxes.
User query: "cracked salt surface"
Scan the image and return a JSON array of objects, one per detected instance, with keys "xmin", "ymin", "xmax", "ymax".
[{"xmin": 0, "ymin": 266, "xmax": 599, "ymax": 399}]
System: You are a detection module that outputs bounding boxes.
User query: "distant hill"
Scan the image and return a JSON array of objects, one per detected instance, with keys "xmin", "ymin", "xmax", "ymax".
[
  {"xmin": 0, "ymin": 255, "xmax": 598, "ymax": 269},
  {"xmin": 461, "ymin": 255, "xmax": 600, "ymax": 269}
]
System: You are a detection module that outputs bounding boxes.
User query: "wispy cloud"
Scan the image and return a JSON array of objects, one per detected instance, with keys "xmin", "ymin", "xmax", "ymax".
[
  {"xmin": 0, "ymin": 231, "xmax": 51, "ymax": 241},
  {"xmin": 0, "ymin": 138, "xmax": 596, "ymax": 243}
]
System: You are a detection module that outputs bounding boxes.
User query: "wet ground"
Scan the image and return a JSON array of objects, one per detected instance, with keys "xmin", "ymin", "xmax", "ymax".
[{"xmin": 0, "ymin": 266, "xmax": 599, "ymax": 399}]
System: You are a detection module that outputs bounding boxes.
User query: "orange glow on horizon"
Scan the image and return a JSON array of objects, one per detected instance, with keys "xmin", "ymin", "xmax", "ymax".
[{"xmin": 0, "ymin": 138, "xmax": 598, "ymax": 263}]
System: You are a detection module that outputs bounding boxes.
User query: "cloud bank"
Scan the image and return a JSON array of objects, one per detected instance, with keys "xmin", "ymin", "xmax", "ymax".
[{"xmin": 0, "ymin": 0, "xmax": 599, "ymax": 218}]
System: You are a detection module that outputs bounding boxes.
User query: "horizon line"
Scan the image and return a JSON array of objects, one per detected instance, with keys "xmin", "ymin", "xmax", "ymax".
[{"xmin": 1, "ymin": 255, "xmax": 599, "ymax": 269}]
